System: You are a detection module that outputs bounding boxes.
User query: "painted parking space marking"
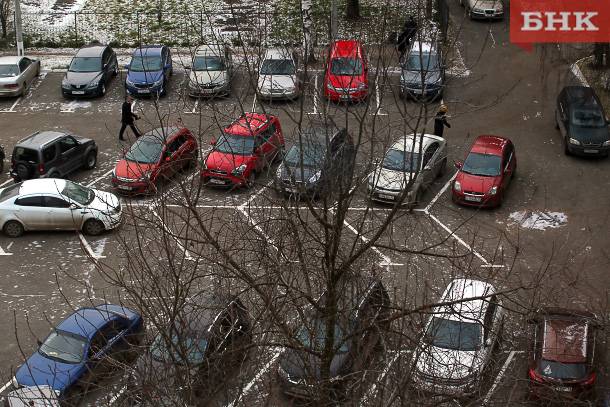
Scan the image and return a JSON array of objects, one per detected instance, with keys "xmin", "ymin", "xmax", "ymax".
[
  {"xmin": 225, "ymin": 347, "xmax": 282, "ymax": 407},
  {"xmin": 307, "ymin": 75, "xmax": 319, "ymax": 116},
  {"xmin": 371, "ymin": 80, "xmax": 388, "ymax": 116},
  {"xmin": 482, "ymin": 350, "xmax": 517, "ymax": 405},
  {"xmin": 0, "ymin": 179, "xmax": 12, "ymax": 188},
  {"xmin": 78, "ymin": 233, "xmax": 106, "ymax": 260},
  {"xmin": 0, "ymin": 245, "xmax": 13, "ymax": 256}
]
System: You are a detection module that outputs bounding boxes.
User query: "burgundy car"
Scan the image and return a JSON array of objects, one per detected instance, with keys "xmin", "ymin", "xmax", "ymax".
[
  {"xmin": 528, "ymin": 308, "xmax": 598, "ymax": 402},
  {"xmin": 452, "ymin": 135, "xmax": 516, "ymax": 208}
]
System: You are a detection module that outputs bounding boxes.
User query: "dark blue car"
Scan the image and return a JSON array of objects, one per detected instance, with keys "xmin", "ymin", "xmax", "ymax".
[
  {"xmin": 125, "ymin": 45, "xmax": 173, "ymax": 97},
  {"xmin": 14, "ymin": 304, "xmax": 144, "ymax": 402}
]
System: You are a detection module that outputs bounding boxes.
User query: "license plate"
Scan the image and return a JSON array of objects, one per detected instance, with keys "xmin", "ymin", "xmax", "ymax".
[
  {"xmin": 378, "ymin": 193, "xmax": 394, "ymax": 200},
  {"xmin": 209, "ymin": 178, "xmax": 225, "ymax": 185},
  {"xmin": 464, "ymin": 195, "xmax": 482, "ymax": 202},
  {"xmin": 341, "ymin": 95, "xmax": 350, "ymax": 100},
  {"xmin": 137, "ymin": 89, "xmax": 150, "ymax": 93},
  {"xmin": 118, "ymin": 185, "xmax": 132, "ymax": 191},
  {"xmin": 583, "ymin": 149, "xmax": 599, "ymax": 154},
  {"xmin": 553, "ymin": 386, "xmax": 571, "ymax": 392},
  {"xmin": 72, "ymin": 90, "xmax": 85, "ymax": 95}
]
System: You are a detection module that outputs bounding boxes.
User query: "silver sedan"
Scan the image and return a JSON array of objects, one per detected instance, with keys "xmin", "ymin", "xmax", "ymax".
[{"xmin": 0, "ymin": 56, "xmax": 41, "ymax": 97}]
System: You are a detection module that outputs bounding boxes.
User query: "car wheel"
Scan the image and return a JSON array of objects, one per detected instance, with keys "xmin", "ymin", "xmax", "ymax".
[
  {"xmin": 246, "ymin": 172, "xmax": 256, "ymax": 189},
  {"xmin": 554, "ymin": 113, "xmax": 560, "ymax": 130},
  {"xmin": 84, "ymin": 151, "xmax": 97, "ymax": 170},
  {"xmin": 100, "ymin": 83, "xmax": 106, "ymax": 96},
  {"xmin": 16, "ymin": 163, "xmax": 30, "ymax": 180},
  {"xmin": 3, "ymin": 220, "xmax": 24, "ymax": 237},
  {"xmin": 564, "ymin": 138, "xmax": 571, "ymax": 155},
  {"xmin": 83, "ymin": 219, "xmax": 105, "ymax": 236},
  {"xmin": 113, "ymin": 65, "xmax": 118, "ymax": 76}
]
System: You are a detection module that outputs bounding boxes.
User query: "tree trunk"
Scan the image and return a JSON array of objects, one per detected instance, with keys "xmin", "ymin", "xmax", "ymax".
[
  {"xmin": 345, "ymin": 0, "xmax": 360, "ymax": 20},
  {"xmin": 301, "ymin": 0, "xmax": 315, "ymax": 62}
]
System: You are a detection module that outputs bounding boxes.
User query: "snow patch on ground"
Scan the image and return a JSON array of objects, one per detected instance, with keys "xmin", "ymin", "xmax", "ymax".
[{"xmin": 508, "ymin": 210, "xmax": 568, "ymax": 231}]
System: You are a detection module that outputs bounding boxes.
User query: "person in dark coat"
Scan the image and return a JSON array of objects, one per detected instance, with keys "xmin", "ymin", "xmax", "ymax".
[
  {"xmin": 397, "ymin": 16, "xmax": 417, "ymax": 58},
  {"xmin": 433, "ymin": 104, "xmax": 451, "ymax": 138},
  {"xmin": 119, "ymin": 95, "xmax": 141, "ymax": 141}
]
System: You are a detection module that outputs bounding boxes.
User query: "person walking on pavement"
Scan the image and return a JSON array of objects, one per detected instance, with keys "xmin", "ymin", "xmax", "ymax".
[
  {"xmin": 397, "ymin": 16, "xmax": 417, "ymax": 59},
  {"xmin": 434, "ymin": 104, "xmax": 451, "ymax": 138},
  {"xmin": 119, "ymin": 95, "xmax": 141, "ymax": 141}
]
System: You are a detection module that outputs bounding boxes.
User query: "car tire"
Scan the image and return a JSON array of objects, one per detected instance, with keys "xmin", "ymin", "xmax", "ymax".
[
  {"xmin": 554, "ymin": 113, "xmax": 560, "ymax": 130},
  {"xmin": 3, "ymin": 220, "xmax": 24, "ymax": 237},
  {"xmin": 564, "ymin": 138, "xmax": 571, "ymax": 155},
  {"xmin": 246, "ymin": 172, "xmax": 256, "ymax": 189},
  {"xmin": 84, "ymin": 151, "xmax": 97, "ymax": 170},
  {"xmin": 83, "ymin": 219, "xmax": 105, "ymax": 236},
  {"xmin": 100, "ymin": 83, "xmax": 106, "ymax": 96},
  {"xmin": 15, "ymin": 163, "xmax": 31, "ymax": 180},
  {"xmin": 113, "ymin": 65, "xmax": 118, "ymax": 77}
]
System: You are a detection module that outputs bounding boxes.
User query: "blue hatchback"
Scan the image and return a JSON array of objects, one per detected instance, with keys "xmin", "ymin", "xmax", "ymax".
[
  {"xmin": 125, "ymin": 45, "xmax": 172, "ymax": 96},
  {"xmin": 14, "ymin": 304, "xmax": 144, "ymax": 402}
]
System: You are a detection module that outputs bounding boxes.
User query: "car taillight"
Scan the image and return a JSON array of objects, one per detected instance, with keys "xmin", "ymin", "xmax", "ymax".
[
  {"xmin": 582, "ymin": 372, "xmax": 596, "ymax": 386},
  {"xmin": 38, "ymin": 163, "xmax": 45, "ymax": 174},
  {"xmin": 4, "ymin": 84, "xmax": 18, "ymax": 89},
  {"xmin": 528, "ymin": 368, "xmax": 545, "ymax": 383}
]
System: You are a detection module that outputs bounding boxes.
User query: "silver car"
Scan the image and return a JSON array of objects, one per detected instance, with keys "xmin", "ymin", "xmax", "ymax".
[
  {"xmin": 368, "ymin": 133, "xmax": 446, "ymax": 208},
  {"xmin": 187, "ymin": 44, "xmax": 233, "ymax": 97},
  {"xmin": 6, "ymin": 385, "xmax": 60, "ymax": 407},
  {"xmin": 411, "ymin": 279, "xmax": 504, "ymax": 396},
  {"xmin": 461, "ymin": 0, "xmax": 504, "ymax": 19},
  {"xmin": 0, "ymin": 178, "xmax": 122, "ymax": 237},
  {"xmin": 257, "ymin": 48, "xmax": 300, "ymax": 100},
  {"xmin": 0, "ymin": 56, "xmax": 41, "ymax": 97}
]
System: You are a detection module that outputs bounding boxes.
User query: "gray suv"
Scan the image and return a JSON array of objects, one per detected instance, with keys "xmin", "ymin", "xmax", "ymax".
[{"xmin": 400, "ymin": 40, "xmax": 445, "ymax": 100}]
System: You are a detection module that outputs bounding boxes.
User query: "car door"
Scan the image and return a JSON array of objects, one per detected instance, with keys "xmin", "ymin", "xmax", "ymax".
[
  {"xmin": 85, "ymin": 329, "xmax": 111, "ymax": 384},
  {"xmin": 421, "ymin": 142, "xmax": 439, "ymax": 187},
  {"xmin": 57, "ymin": 136, "xmax": 81, "ymax": 174},
  {"xmin": 100, "ymin": 319, "xmax": 131, "ymax": 362},
  {"xmin": 482, "ymin": 297, "xmax": 500, "ymax": 368},
  {"xmin": 13, "ymin": 195, "xmax": 46, "ymax": 229},
  {"xmin": 557, "ymin": 93, "xmax": 568, "ymax": 138},
  {"xmin": 43, "ymin": 195, "xmax": 80, "ymax": 230},
  {"xmin": 260, "ymin": 124, "xmax": 277, "ymax": 164},
  {"xmin": 167, "ymin": 133, "xmax": 189, "ymax": 172},
  {"xmin": 501, "ymin": 143, "xmax": 515, "ymax": 188},
  {"xmin": 18, "ymin": 58, "xmax": 32, "ymax": 89}
]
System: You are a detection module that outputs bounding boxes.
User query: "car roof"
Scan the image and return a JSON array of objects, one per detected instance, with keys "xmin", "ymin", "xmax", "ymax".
[
  {"xmin": 330, "ymin": 39, "xmax": 362, "ymax": 58},
  {"xmin": 225, "ymin": 113, "xmax": 273, "ymax": 136},
  {"xmin": 470, "ymin": 134, "xmax": 508, "ymax": 156},
  {"xmin": 139, "ymin": 126, "xmax": 182, "ymax": 143},
  {"xmin": 56, "ymin": 306, "xmax": 122, "ymax": 339},
  {"xmin": 542, "ymin": 317, "xmax": 589, "ymax": 363},
  {"xmin": 19, "ymin": 179, "xmax": 68, "ymax": 196},
  {"xmin": 132, "ymin": 45, "xmax": 164, "ymax": 56},
  {"xmin": 195, "ymin": 44, "xmax": 225, "ymax": 56},
  {"xmin": 435, "ymin": 278, "xmax": 495, "ymax": 323},
  {"xmin": 264, "ymin": 47, "xmax": 293, "ymax": 60},
  {"xmin": 16, "ymin": 131, "xmax": 67, "ymax": 148},
  {"xmin": 563, "ymin": 86, "xmax": 602, "ymax": 110},
  {"xmin": 76, "ymin": 43, "xmax": 108, "ymax": 57},
  {"xmin": 390, "ymin": 133, "xmax": 443, "ymax": 152},
  {"xmin": 177, "ymin": 293, "xmax": 240, "ymax": 333},
  {"xmin": 409, "ymin": 40, "xmax": 436, "ymax": 54},
  {"xmin": 0, "ymin": 56, "xmax": 24, "ymax": 64}
]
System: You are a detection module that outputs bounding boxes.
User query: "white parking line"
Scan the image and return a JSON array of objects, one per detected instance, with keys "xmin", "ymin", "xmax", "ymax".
[
  {"xmin": 371, "ymin": 80, "xmax": 387, "ymax": 116},
  {"xmin": 150, "ymin": 207, "xmax": 195, "ymax": 261},
  {"xmin": 307, "ymin": 75, "xmax": 319, "ymax": 115},
  {"xmin": 482, "ymin": 350, "xmax": 517, "ymax": 405},
  {"xmin": 108, "ymin": 384, "xmax": 127, "ymax": 405},
  {"xmin": 0, "ymin": 379, "xmax": 13, "ymax": 394},
  {"xmin": 424, "ymin": 171, "xmax": 457, "ymax": 212},
  {"xmin": 226, "ymin": 348, "xmax": 282, "ymax": 407},
  {"xmin": 0, "ymin": 244, "xmax": 13, "ymax": 256},
  {"xmin": 340, "ymin": 215, "xmax": 395, "ymax": 271},
  {"xmin": 78, "ymin": 233, "xmax": 106, "ymax": 260},
  {"xmin": 0, "ymin": 179, "xmax": 12, "ymax": 188},
  {"xmin": 361, "ymin": 350, "xmax": 408, "ymax": 405},
  {"xmin": 86, "ymin": 168, "xmax": 114, "ymax": 188},
  {"xmin": 251, "ymin": 93, "xmax": 257, "ymax": 112}
]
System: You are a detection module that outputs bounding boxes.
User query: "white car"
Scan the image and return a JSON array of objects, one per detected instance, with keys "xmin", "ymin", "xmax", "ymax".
[
  {"xmin": 368, "ymin": 133, "xmax": 446, "ymax": 208},
  {"xmin": 461, "ymin": 0, "xmax": 504, "ymax": 19},
  {"xmin": 411, "ymin": 279, "xmax": 504, "ymax": 396},
  {"xmin": 6, "ymin": 385, "xmax": 60, "ymax": 406},
  {"xmin": 257, "ymin": 48, "xmax": 300, "ymax": 100},
  {"xmin": 0, "ymin": 178, "xmax": 122, "ymax": 237},
  {"xmin": 187, "ymin": 44, "xmax": 233, "ymax": 97}
]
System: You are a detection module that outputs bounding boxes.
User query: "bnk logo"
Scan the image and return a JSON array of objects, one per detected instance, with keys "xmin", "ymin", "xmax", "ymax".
[{"xmin": 510, "ymin": 0, "xmax": 610, "ymax": 49}]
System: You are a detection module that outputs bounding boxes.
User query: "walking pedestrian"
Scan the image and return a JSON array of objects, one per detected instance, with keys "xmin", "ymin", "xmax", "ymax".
[
  {"xmin": 433, "ymin": 104, "xmax": 451, "ymax": 138},
  {"xmin": 119, "ymin": 95, "xmax": 141, "ymax": 141},
  {"xmin": 397, "ymin": 16, "xmax": 417, "ymax": 59}
]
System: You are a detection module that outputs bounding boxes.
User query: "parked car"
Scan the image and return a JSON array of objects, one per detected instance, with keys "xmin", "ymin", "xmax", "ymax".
[
  {"xmin": 10, "ymin": 130, "xmax": 98, "ymax": 182},
  {"xmin": 0, "ymin": 178, "xmax": 122, "ymax": 237},
  {"xmin": 277, "ymin": 278, "xmax": 390, "ymax": 399},
  {"xmin": 125, "ymin": 45, "xmax": 173, "ymax": 97},
  {"xmin": 555, "ymin": 86, "xmax": 610, "ymax": 156},
  {"xmin": 6, "ymin": 385, "xmax": 60, "ymax": 407},
  {"xmin": 411, "ymin": 279, "xmax": 504, "ymax": 396},
  {"xmin": 257, "ymin": 47, "xmax": 300, "ymax": 100},
  {"xmin": 324, "ymin": 39, "xmax": 369, "ymax": 102},
  {"xmin": 368, "ymin": 133, "xmax": 446, "ymax": 208},
  {"xmin": 112, "ymin": 126, "xmax": 198, "ymax": 194},
  {"xmin": 527, "ymin": 308, "xmax": 598, "ymax": 401},
  {"xmin": 452, "ymin": 135, "xmax": 516, "ymax": 208},
  {"xmin": 61, "ymin": 41, "xmax": 118, "ymax": 98},
  {"xmin": 0, "ymin": 56, "xmax": 41, "ymax": 97},
  {"xmin": 129, "ymin": 294, "xmax": 251, "ymax": 405},
  {"xmin": 0, "ymin": 143, "xmax": 5, "ymax": 174},
  {"xmin": 275, "ymin": 126, "xmax": 355, "ymax": 198},
  {"xmin": 187, "ymin": 44, "xmax": 233, "ymax": 97},
  {"xmin": 460, "ymin": 0, "xmax": 504, "ymax": 19},
  {"xmin": 13, "ymin": 305, "xmax": 143, "ymax": 404},
  {"xmin": 201, "ymin": 113, "xmax": 285, "ymax": 188},
  {"xmin": 400, "ymin": 40, "xmax": 444, "ymax": 100}
]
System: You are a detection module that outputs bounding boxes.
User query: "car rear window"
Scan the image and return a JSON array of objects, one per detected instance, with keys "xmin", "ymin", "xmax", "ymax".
[
  {"xmin": 539, "ymin": 360, "xmax": 587, "ymax": 380},
  {"xmin": 12, "ymin": 147, "xmax": 39, "ymax": 163},
  {"xmin": 0, "ymin": 183, "xmax": 21, "ymax": 202},
  {"xmin": 542, "ymin": 319, "xmax": 587, "ymax": 363}
]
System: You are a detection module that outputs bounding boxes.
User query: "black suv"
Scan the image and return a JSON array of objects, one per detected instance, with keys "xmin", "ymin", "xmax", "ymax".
[
  {"xmin": 61, "ymin": 41, "xmax": 118, "ymax": 98},
  {"xmin": 10, "ymin": 131, "xmax": 98, "ymax": 182},
  {"xmin": 274, "ymin": 126, "xmax": 356, "ymax": 199},
  {"xmin": 555, "ymin": 86, "xmax": 610, "ymax": 156}
]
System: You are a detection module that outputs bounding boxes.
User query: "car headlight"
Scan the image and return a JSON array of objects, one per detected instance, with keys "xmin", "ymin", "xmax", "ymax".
[
  {"xmin": 327, "ymin": 82, "xmax": 335, "ymax": 91},
  {"xmin": 454, "ymin": 180, "xmax": 462, "ymax": 192},
  {"xmin": 308, "ymin": 170, "xmax": 321, "ymax": 184},
  {"xmin": 214, "ymin": 79, "xmax": 227, "ymax": 87},
  {"xmin": 488, "ymin": 185, "xmax": 498, "ymax": 195},
  {"xmin": 11, "ymin": 376, "xmax": 19, "ymax": 388},
  {"xmin": 61, "ymin": 77, "xmax": 70, "ymax": 88},
  {"xmin": 569, "ymin": 138, "xmax": 581, "ymax": 145},
  {"xmin": 87, "ymin": 79, "xmax": 100, "ymax": 89},
  {"xmin": 125, "ymin": 77, "xmax": 135, "ymax": 86},
  {"xmin": 138, "ymin": 171, "xmax": 152, "ymax": 182},
  {"xmin": 232, "ymin": 164, "xmax": 247, "ymax": 176},
  {"xmin": 153, "ymin": 78, "xmax": 163, "ymax": 87},
  {"xmin": 357, "ymin": 82, "xmax": 367, "ymax": 90},
  {"xmin": 603, "ymin": 140, "xmax": 610, "ymax": 146},
  {"xmin": 474, "ymin": 7, "xmax": 484, "ymax": 12}
]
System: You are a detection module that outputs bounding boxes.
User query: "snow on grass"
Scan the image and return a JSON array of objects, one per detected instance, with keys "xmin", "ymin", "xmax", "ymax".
[{"xmin": 508, "ymin": 210, "xmax": 568, "ymax": 231}]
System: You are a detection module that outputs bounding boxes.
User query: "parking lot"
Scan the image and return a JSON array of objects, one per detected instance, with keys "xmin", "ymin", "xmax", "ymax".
[{"xmin": 1, "ymin": 2, "xmax": 610, "ymax": 405}]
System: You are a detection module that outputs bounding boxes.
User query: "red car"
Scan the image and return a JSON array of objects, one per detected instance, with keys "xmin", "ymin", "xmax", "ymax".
[
  {"xmin": 528, "ymin": 308, "xmax": 598, "ymax": 401},
  {"xmin": 201, "ymin": 113, "xmax": 285, "ymax": 188},
  {"xmin": 323, "ymin": 39, "xmax": 369, "ymax": 102},
  {"xmin": 111, "ymin": 126, "xmax": 198, "ymax": 194},
  {"xmin": 451, "ymin": 135, "xmax": 516, "ymax": 207}
]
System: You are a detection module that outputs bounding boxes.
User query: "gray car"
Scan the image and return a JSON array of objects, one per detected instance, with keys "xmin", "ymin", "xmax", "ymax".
[
  {"xmin": 187, "ymin": 44, "xmax": 233, "ymax": 97},
  {"xmin": 0, "ymin": 56, "xmax": 41, "ymax": 97},
  {"xmin": 257, "ymin": 48, "xmax": 301, "ymax": 100},
  {"xmin": 400, "ymin": 40, "xmax": 444, "ymax": 100},
  {"xmin": 61, "ymin": 41, "xmax": 118, "ymax": 98},
  {"xmin": 461, "ymin": 0, "xmax": 504, "ymax": 19}
]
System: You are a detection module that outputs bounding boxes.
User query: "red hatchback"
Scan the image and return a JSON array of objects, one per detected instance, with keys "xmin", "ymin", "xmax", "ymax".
[
  {"xmin": 528, "ymin": 308, "xmax": 598, "ymax": 402},
  {"xmin": 111, "ymin": 126, "xmax": 198, "ymax": 194},
  {"xmin": 201, "ymin": 113, "xmax": 285, "ymax": 188},
  {"xmin": 452, "ymin": 135, "xmax": 516, "ymax": 208},
  {"xmin": 324, "ymin": 39, "xmax": 369, "ymax": 102}
]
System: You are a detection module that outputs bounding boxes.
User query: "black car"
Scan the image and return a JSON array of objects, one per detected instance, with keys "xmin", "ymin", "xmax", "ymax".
[
  {"xmin": 274, "ymin": 126, "xmax": 356, "ymax": 199},
  {"xmin": 61, "ymin": 41, "xmax": 118, "ymax": 98},
  {"xmin": 129, "ymin": 294, "xmax": 251, "ymax": 405},
  {"xmin": 10, "ymin": 130, "xmax": 98, "ymax": 182},
  {"xmin": 400, "ymin": 39, "xmax": 445, "ymax": 100},
  {"xmin": 555, "ymin": 86, "xmax": 610, "ymax": 156},
  {"xmin": 277, "ymin": 278, "xmax": 391, "ymax": 399}
]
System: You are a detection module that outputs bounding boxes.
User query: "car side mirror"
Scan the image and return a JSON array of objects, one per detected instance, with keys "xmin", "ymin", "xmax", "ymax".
[
  {"xmin": 124, "ymin": 64, "xmax": 130, "ymax": 70},
  {"xmin": 485, "ymin": 338, "xmax": 492, "ymax": 347},
  {"xmin": 423, "ymin": 165, "xmax": 431, "ymax": 171},
  {"xmin": 164, "ymin": 64, "xmax": 171, "ymax": 70},
  {"xmin": 454, "ymin": 160, "xmax": 463, "ymax": 169},
  {"xmin": 210, "ymin": 138, "xmax": 216, "ymax": 146},
  {"xmin": 526, "ymin": 318, "xmax": 537, "ymax": 324},
  {"xmin": 165, "ymin": 156, "xmax": 171, "ymax": 162},
  {"xmin": 36, "ymin": 339, "xmax": 42, "ymax": 347},
  {"xmin": 70, "ymin": 203, "xmax": 79, "ymax": 210},
  {"xmin": 103, "ymin": 63, "xmax": 109, "ymax": 70}
]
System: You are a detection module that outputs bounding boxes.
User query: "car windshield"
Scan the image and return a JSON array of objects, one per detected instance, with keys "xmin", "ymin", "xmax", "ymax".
[
  {"xmin": 405, "ymin": 53, "xmax": 440, "ymax": 71},
  {"xmin": 539, "ymin": 360, "xmax": 588, "ymax": 380},
  {"xmin": 39, "ymin": 330, "xmax": 88, "ymax": 364},
  {"xmin": 130, "ymin": 55, "xmax": 163, "ymax": 72},
  {"xmin": 297, "ymin": 318, "xmax": 348, "ymax": 353},
  {"xmin": 571, "ymin": 109, "xmax": 606, "ymax": 128},
  {"xmin": 284, "ymin": 142, "xmax": 326, "ymax": 168},
  {"xmin": 0, "ymin": 64, "xmax": 19, "ymax": 77},
  {"xmin": 215, "ymin": 133, "xmax": 255, "ymax": 155},
  {"xmin": 462, "ymin": 152, "xmax": 502, "ymax": 177},
  {"xmin": 12, "ymin": 147, "xmax": 38, "ymax": 163},
  {"xmin": 150, "ymin": 333, "xmax": 208, "ymax": 365},
  {"xmin": 61, "ymin": 180, "xmax": 95, "ymax": 205},
  {"xmin": 0, "ymin": 182, "xmax": 21, "ymax": 202},
  {"xmin": 260, "ymin": 59, "xmax": 295, "ymax": 75},
  {"xmin": 69, "ymin": 57, "xmax": 102, "ymax": 73},
  {"xmin": 125, "ymin": 136, "xmax": 164, "ymax": 164},
  {"xmin": 193, "ymin": 55, "xmax": 225, "ymax": 71},
  {"xmin": 382, "ymin": 148, "xmax": 420, "ymax": 172},
  {"xmin": 330, "ymin": 57, "xmax": 363, "ymax": 76},
  {"xmin": 425, "ymin": 317, "xmax": 482, "ymax": 352}
]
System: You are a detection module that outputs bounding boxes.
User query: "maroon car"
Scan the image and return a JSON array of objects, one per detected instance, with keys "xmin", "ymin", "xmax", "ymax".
[{"xmin": 528, "ymin": 308, "xmax": 598, "ymax": 402}]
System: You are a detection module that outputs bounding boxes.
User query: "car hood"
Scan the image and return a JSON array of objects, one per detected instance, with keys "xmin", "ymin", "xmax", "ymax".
[
  {"xmin": 127, "ymin": 70, "xmax": 164, "ymax": 84},
  {"xmin": 114, "ymin": 159, "xmax": 157, "ymax": 180},
  {"xmin": 280, "ymin": 163, "xmax": 321, "ymax": 183},
  {"xmin": 471, "ymin": 0, "xmax": 503, "ymax": 9},
  {"xmin": 87, "ymin": 189, "xmax": 120, "ymax": 213},
  {"xmin": 369, "ymin": 167, "xmax": 412, "ymax": 190},
  {"xmin": 568, "ymin": 125, "xmax": 610, "ymax": 144},
  {"xmin": 15, "ymin": 352, "xmax": 81, "ymax": 392},
  {"xmin": 401, "ymin": 69, "xmax": 442, "ymax": 86},
  {"xmin": 189, "ymin": 70, "xmax": 227, "ymax": 86},
  {"xmin": 258, "ymin": 74, "xmax": 297, "ymax": 90},
  {"xmin": 64, "ymin": 71, "xmax": 102, "ymax": 86},
  {"xmin": 415, "ymin": 345, "xmax": 481, "ymax": 381},
  {"xmin": 456, "ymin": 172, "xmax": 498, "ymax": 194},
  {"xmin": 328, "ymin": 74, "xmax": 366, "ymax": 89},
  {"xmin": 205, "ymin": 151, "xmax": 253, "ymax": 172},
  {"xmin": 279, "ymin": 348, "xmax": 347, "ymax": 382}
]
